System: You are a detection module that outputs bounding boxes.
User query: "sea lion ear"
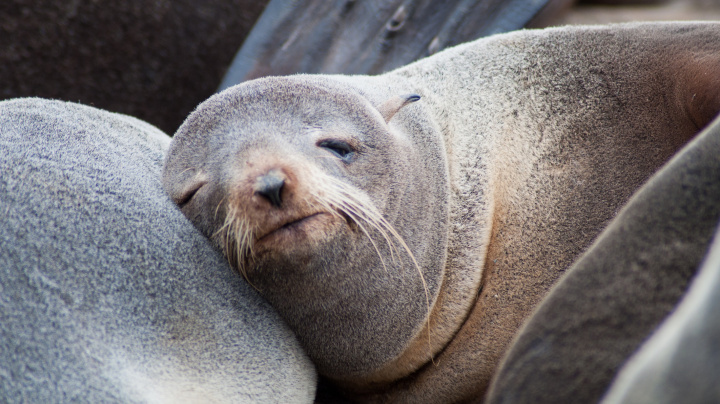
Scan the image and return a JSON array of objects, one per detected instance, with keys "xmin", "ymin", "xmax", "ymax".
[{"xmin": 376, "ymin": 93, "xmax": 421, "ymax": 123}]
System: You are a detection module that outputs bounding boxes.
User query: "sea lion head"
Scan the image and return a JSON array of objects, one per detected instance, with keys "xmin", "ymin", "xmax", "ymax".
[{"xmin": 162, "ymin": 76, "xmax": 450, "ymax": 384}]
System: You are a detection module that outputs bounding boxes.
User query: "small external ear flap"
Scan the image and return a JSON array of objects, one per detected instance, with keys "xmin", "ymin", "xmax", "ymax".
[{"xmin": 377, "ymin": 93, "xmax": 421, "ymax": 123}]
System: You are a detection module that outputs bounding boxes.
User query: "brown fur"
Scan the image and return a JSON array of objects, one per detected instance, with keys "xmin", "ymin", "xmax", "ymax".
[
  {"xmin": 163, "ymin": 22, "xmax": 720, "ymax": 403},
  {"xmin": 486, "ymin": 113, "xmax": 720, "ymax": 404}
]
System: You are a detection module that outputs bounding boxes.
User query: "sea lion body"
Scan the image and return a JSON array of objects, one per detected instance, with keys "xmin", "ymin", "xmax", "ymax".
[
  {"xmin": 0, "ymin": 98, "xmax": 316, "ymax": 403},
  {"xmin": 602, "ymin": 224, "xmax": 720, "ymax": 404},
  {"xmin": 603, "ymin": 221, "xmax": 720, "ymax": 404},
  {"xmin": 163, "ymin": 22, "xmax": 720, "ymax": 402}
]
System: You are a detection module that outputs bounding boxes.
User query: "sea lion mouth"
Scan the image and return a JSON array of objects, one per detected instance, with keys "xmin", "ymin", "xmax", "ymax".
[{"xmin": 256, "ymin": 212, "xmax": 330, "ymax": 243}]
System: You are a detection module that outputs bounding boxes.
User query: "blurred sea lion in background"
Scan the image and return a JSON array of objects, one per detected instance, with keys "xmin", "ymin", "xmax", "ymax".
[
  {"xmin": 0, "ymin": 0, "xmax": 267, "ymax": 133},
  {"xmin": 219, "ymin": 0, "xmax": 573, "ymax": 86}
]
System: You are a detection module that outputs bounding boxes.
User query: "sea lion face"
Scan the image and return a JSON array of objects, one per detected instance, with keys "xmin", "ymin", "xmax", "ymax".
[{"xmin": 163, "ymin": 76, "xmax": 450, "ymax": 380}]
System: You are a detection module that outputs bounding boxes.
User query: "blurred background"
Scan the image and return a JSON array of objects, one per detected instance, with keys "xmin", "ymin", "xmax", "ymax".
[{"xmin": 2, "ymin": 0, "xmax": 719, "ymax": 135}]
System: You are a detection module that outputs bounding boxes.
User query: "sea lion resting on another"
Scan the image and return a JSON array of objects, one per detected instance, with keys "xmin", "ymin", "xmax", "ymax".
[{"xmin": 163, "ymin": 22, "xmax": 720, "ymax": 402}]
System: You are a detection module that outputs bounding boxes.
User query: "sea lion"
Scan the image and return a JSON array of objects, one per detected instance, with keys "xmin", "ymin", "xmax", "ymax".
[
  {"xmin": 0, "ymin": 0, "xmax": 267, "ymax": 133},
  {"xmin": 603, "ymin": 223, "xmax": 720, "ymax": 404},
  {"xmin": 1, "ymin": 0, "xmax": 268, "ymax": 133},
  {"xmin": 163, "ymin": 22, "xmax": 720, "ymax": 402},
  {"xmin": 597, "ymin": 116, "xmax": 720, "ymax": 404},
  {"xmin": 484, "ymin": 113, "xmax": 720, "ymax": 404},
  {"xmin": 0, "ymin": 98, "xmax": 315, "ymax": 403}
]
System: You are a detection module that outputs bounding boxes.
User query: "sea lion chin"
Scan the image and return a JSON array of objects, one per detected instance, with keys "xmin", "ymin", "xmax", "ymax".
[{"xmin": 164, "ymin": 22, "xmax": 720, "ymax": 403}]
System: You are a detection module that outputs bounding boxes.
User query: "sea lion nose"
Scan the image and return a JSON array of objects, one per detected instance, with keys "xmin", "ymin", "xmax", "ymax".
[{"xmin": 253, "ymin": 169, "xmax": 286, "ymax": 208}]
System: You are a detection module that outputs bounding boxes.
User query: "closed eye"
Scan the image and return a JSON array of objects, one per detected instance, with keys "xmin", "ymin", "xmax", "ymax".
[
  {"xmin": 317, "ymin": 139, "xmax": 356, "ymax": 161},
  {"xmin": 175, "ymin": 182, "xmax": 206, "ymax": 207}
]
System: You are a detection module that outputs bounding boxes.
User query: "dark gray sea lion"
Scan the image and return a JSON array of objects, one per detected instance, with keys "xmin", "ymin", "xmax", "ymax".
[
  {"xmin": 485, "ymin": 113, "xmax": 720, "ymax": 404},
  {"xmin": 598, "ymin": 119, "xmax": 720, "ymax": 404},
  {"xmin": 218, "ymin": 0, "xmax": 572, "ymax": 87},
  {"xmin": 163, "ymin": 22, "xmax": 720, "ymax": 402},
  {"xmin": 0, "ymin": 98, "xmax": 315, "ymax": 402},
  {"xmin": 602, "ymin": 222, "xmax": 720, "ymax": 404}
]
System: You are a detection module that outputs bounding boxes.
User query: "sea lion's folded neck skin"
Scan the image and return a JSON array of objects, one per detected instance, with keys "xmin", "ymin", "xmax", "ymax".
[{"xmin": 163, "ymin": 22, "xmax": 720, "ymax": 403}]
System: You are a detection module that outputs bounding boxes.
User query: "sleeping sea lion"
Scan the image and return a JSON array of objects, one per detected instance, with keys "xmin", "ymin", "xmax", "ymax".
[{"xmin": 163, "ymin": 22, "xmax": 720, "ymax": 402}]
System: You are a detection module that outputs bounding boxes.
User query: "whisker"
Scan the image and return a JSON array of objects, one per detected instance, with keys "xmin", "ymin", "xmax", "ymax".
[
  {"xmin": 316, "ymin": 173, "xmax": 435, "ymax": 361},
  {"xmin": 218, "ymin": 204, "xmax": 257, "ymax": 285},
  {"xmin": 217, "ymin": 166, "xmax": 436, "ymax": 363},
  {"xmin": 177, "ymin": 166, "xmax": 198, "ymax": 176},
  {"xmin": 214, "ymin": 195, "xmax": 227, "ymax": 221},
  {"xmin": 343, "ymin": 209, "xmax": 390, "ymax": 272},
  {"xmin": 324, "ymin": 179, "xmax": 401, "ymax": 260}
]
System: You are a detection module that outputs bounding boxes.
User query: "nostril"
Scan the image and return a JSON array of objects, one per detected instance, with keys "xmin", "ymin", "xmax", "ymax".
[{"xmin": 253, "ymin": 169, "xmax": 285, "ymax": 208}]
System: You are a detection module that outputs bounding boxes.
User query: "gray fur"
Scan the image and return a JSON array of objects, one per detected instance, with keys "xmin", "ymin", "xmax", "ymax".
[
  {"xmin": 600, "ymin": 126, "xmax": 720, "ymax": 403},
  {"xmin": 164, "ymin": 77, "xmax": 451, "ymax": 380},
  {"xmin": 603, "ymin": 228, "xmax": 720, "ymax": 404},
  {"xmin": 0, "ymin": 98, "xmax": 316, "ymax": 403},
  {"xmin": 164, "ymin": 22, "xmax": 720, "ymax": 402}
]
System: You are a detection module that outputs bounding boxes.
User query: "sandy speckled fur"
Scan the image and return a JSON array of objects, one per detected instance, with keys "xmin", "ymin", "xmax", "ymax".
[
  {"xmin": 1, "ymin": 98, "xmax": 316, "ymax": 403},
  {"xmin": 164, "ymin": 22, "xmax": 720, "ymax": 403}
]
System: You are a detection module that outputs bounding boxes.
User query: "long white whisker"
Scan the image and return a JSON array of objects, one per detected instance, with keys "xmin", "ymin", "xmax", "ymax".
[
  {"xmin": 214, "ymin": 195, "xmax": 227, "ymax": 221},
  {"xmin": 316, "ymin": 174, "xmax": 435, "ymax": 361},
  {"xmin": 340, "ymin": 199, "xmax": 400, "ymax": 263},
  {"xmin": 325, "ymin": 182, "xmax": 401, "ymax": 261},
  {"xmin": 343, "ymin": 209, "xmax": 390, "ymax": 273}
]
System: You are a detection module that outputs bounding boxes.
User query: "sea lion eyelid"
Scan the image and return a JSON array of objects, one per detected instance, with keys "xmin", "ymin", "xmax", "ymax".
[
  {"xmin": 175, "ymin": 181, "xmax": 207, "ymax": 207},
  {"xmin": 317, "ymin": 139, "xmax": 356, "ymax": 161}
]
